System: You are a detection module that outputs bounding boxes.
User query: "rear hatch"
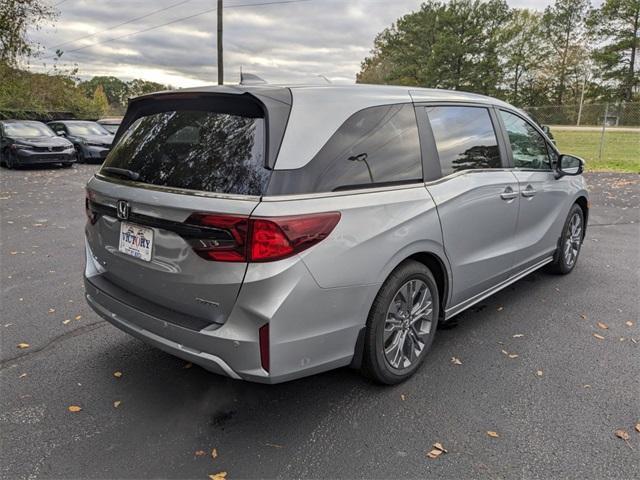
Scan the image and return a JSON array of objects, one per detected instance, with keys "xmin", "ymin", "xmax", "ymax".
[{"xmin": 85, "ymin": 87, "xmax": 291, "ymax": 330}]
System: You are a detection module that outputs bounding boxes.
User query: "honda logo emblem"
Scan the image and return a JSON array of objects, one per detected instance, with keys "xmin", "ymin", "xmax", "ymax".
[{"xmin": 116, "ymin": 200, "xmax": 130, "ymax": 220}]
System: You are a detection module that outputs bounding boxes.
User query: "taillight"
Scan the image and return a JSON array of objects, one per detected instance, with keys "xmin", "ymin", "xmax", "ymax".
[
  {"xmin": 185, "ymin": 212, "xmax": 340, "ymax": 263},
  {"xmin": 259, "ymin": 323, "xmax": 269, "ymax": 372},
  {"xmin": 85, "ymin": 191, "xmax": 97, "ymax": 224}
]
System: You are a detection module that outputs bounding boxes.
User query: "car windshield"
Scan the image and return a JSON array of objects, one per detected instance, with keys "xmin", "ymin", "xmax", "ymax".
[
  {"xmin": 66, "ymin": 122, "xmax": 110, "ymax": 136},
  {"xmin": 4, "ymin": 122, "xmax": 55, "ymax": 138},
  {"xmin": 101, "ymin": 124, "xmax": 119, "ymax": 134}
]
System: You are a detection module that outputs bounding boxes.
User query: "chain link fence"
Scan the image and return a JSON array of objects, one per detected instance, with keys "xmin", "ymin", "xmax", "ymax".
[
  {"xmin": 525, "ymin": 102, "xmax": 640, "ymax": 127},
  {"xmin": 524, "ymin": 103, "xmax": 639, "ymax": 172}
]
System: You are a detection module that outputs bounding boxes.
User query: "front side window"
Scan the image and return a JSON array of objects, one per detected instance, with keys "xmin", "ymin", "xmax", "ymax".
[
  {"xmin": 499, "ymin": 110, "xmax": 551, "ymax": 170},
  {"xmin": 426, "ymin": 106, "xmax": 501, "ymax": 176},
  {"xmin": 267, "ymin": 103, "xmax": 422, "ymax": 194},
  {"xmin": 102, "ymin": 110, "xmax": 268, "ymax": 195}
]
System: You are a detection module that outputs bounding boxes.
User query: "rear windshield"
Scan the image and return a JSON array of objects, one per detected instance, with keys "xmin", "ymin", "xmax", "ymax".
[{"xmin": 102, "ymin": 110, "xmax": 268, "ymax": 196}]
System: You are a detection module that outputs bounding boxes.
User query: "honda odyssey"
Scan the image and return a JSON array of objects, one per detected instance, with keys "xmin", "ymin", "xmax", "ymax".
[{"xmin": 84, "ymin": 84, "xmax": 588, "ymax": 384}]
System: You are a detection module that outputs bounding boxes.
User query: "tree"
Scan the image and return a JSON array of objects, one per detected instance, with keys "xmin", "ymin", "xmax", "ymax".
[
  {"xmin": 0, "ymin": 0, "xmax": 55, "ymax": 65},
  {"xmin": 79, "ymin": 76, "xmax": 129, "ymax": 109},
  {"xmin": 93, "ymin": 85, "xmax": 109, "ymax": 116},
  {"xmin": 541, "ymin": 0, "xmax": 591, "ymax": 104},
  {"xmin": 502, "ymin": 9, "xmax": 547, "ymax": 106},
  {"xmin": 126, "ymin": 79, "xmax": 172, "ymax": 99},
  {"xmin": 356, "ymin": 0, "xmax": 512, "ymax": 96},
  {"xmin": 588, "ymin": 0, "xmax": 640, "ymax": 102}
]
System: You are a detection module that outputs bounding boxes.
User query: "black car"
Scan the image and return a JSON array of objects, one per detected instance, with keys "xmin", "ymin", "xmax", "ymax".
[
  {"xmin": 48, "ymin": 120, "xmax": 114, "ymax": 163},
  {"xmin": 0, "ymin": 120, "xmax": 76, "ymax": 168}
]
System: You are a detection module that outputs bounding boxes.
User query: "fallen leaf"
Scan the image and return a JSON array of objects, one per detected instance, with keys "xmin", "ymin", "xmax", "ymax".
[
  {"xmin": 113, "ymin": 400, "xmax": 122, "ymax": 408},
  {"xmin": 75, "ymin": 315, "xmax": 82, "ymax": 320},
  {"xmin": 615, "ymin": 429, "xmax": 630, "ymax": 441},
  {"xmin": 487, "ymin": 431, "xmax": 499, "ymax": 438},
  {"xmin": 451, "ymin": 356, "xmax": 462, "ymax": 365},
  {"xmin": 62, "ymin": 319, "xmax": 71, "ymax": 325},
  {"xmin": 195, "ymin": 450, "xmax": 206, "ymax": 457},
  {"xmin": 264, "ymin": 443, "xmax": 283, "ymax": 448},
  {"xmin": 68, "ymin": 405, "xmax": 82, "ymax": 412},
  {"xmin": 48, "ymin": 308, "xmax": 55, "ymax": 314},
  {"xmin": 635, "ymin": 423, "xmax": 640, "ymax": 433},
  {"xmin": 632, "ymin": 338, "xmax": 638, "ymax": 344},
  {"xmin": 183, "ymin": 362, "xmax": 193, "ymax": 369},
  {"xmin": 597, "ymin": 322, "xmax": 609, "ymax": 330},
  {"xmin": 580, "ymin": 314, "xmax": 587, "ymax": 320},
  {"xmin": 17, "ymin": 342, "xmax": 30, "ymax": 349},
  {"xmin": 583, "ymin": 384, "xmax": 591, "ymax": 388},
  {"xmin": 211, "ymin": 448, "xmax": 218, "ymax": 459},
  {"xmin": 536, "ymin": 370, "xmax": 543, "ymax": 377},
  {"xmin": 432, "ymin": 442, "xmax": 448, "ymax": 453},
  {"xmin": 593, "ymin": 333, "xmax": 605, "ymax": 340},
  {"xmin": 113, "ymin": 371, "xmax": 122, "ymax": 378},
  {"xmin": 400, "ymin": 394, "xmax": 406, "ymax": 401},
  {"xmin": 508, "ymin": 354, "xmax": 519, "ymax": 359},
  {"xmin": 209, "ymin": 473, "xmax": 227, "ymax": 480},
  {"xmin": 501, "ymin": 349, "xmax": 509, "ymax": 355},
  {"xmin": 426, "ymin": 449, "xmax": 442, "ymax": 459},
  {"xmin": 10, "ymin": 251, "xmax": 17, "ymax": 255},
  {"xmin": 497, "ymin": 306, "xmax": 503, "ymax": 312},
  {"xmin": 512, "ymin": 334, "xmax": 524, "ymax": 338},
  {"xmin": 626, "ymin": 321, "xmax": 634, "ymax": 327},
  {"xmin": 19, "ymin": 373, "xmax": 27, "ymax": 378}
]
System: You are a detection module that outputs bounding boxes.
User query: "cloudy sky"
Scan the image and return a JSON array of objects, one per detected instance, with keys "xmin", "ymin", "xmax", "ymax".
[{"xmin": 28, "ymin": 0, "xmax": 564, "ymax": 87}]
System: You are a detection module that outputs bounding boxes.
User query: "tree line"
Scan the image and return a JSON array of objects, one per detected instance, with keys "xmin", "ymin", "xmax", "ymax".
[{"xmin": 357, "ymin": 0, "xmax": 639, "ymax": 107}]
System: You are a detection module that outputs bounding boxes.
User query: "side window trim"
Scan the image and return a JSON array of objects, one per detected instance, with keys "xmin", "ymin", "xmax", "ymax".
[
  {"xmin": 417, "ymin": 102, "xmax": 506, "ymax": 177},
  {"xmin": 498, "ymin": 108, "xmax": 553, "ymax": 172},
  {"xmin": 413, "ymin": 105, "xmax": 441, "ymax": 182}
]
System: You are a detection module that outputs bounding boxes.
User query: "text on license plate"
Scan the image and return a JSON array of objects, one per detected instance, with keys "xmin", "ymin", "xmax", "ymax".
[{"xmin": 118, "ymin": 221, "xmax": 153, "ymax": 261}]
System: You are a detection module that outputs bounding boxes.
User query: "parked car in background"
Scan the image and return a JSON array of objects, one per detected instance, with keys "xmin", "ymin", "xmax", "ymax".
[
  {"xmin": 97, "ymin": 117, "xmax": 123, "ymax": 135},
  {"xmin": 48, "ymin": 120, "xmax": 114, "ymax": 163},
  {"xmin": 0, "ymin": 120, "xmax": 76, "ymax": 168},
  {"xmin": 84, "ymin": 84, "xmax": 588, "ymax": 385}
]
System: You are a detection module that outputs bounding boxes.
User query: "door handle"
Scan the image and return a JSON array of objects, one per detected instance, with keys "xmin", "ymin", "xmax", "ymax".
[
  {"xmin": 522, "ymin": 185, "xmax": 537, "ymax": 198},
  {"xmin": 500, "ymin": 186, "xmax": 518, "ymax": 201}
]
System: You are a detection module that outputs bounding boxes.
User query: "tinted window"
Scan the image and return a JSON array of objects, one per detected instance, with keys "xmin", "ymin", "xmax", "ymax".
[
  {"xmin": 267, "ymin": 104, "xmax": 422, "ymax": 194},
  {"xmin": 499, "ymin": 110, "xmax": 551, "ymax": 170},
  {"xmin": 426, "ymin": 106, "xmax": 501, "ymax": 176},
  {"xmin": 102, "ymin": 110, "xmax": 269, "ymax": 195}
]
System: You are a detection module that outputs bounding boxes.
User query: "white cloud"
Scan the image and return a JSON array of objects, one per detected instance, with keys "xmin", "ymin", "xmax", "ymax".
[{"xmin": 27, "ymin": 0, "xmax": 588, "ymax": 87}]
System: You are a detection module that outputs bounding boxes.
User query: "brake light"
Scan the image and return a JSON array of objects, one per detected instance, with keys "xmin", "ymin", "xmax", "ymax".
[
  {"xmin": 185, "ymin": 212, "xmax": 340, "ymax": 262},
  {"xmin": 85, "ymin": 191, "xmax": 97, "ymax": 224}
]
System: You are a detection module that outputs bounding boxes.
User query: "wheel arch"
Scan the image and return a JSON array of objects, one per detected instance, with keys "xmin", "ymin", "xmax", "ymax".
[{"xmin": 575, "ymin": 196, "xmax": 589, "ymax": 237}]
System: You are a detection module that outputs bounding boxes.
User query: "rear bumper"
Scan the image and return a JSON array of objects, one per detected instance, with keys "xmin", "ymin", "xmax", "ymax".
[
  {"xmin": 15, "ymin": 149, "xmax": 76, "ymax": 165},
  {"xmin": 84, "ymin": 240, "xmax": 374, "ymax": 384}
]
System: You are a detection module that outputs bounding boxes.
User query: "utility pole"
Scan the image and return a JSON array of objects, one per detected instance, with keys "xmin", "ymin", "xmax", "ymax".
[{"xmin": 217, "ymin": 0, "xmax": 223, "ymax": 85}]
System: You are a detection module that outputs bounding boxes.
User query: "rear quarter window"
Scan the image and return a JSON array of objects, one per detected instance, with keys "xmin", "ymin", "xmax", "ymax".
[
  {"xmin": 102, "ymin": 110, "xmax": 268, "ymax": 196},
  {"xmin": 267, "ymin": 103, "xmax": 422, "ymax": 195}
]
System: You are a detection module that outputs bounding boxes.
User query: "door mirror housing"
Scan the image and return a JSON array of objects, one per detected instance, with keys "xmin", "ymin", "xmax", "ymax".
[
  {"xmin": 556, "ymin": 154, "xmax": 584, "ymax": 178},
  {"xmin": 56, "ymin": 131, "xmax": 66, "ymax": 137}
]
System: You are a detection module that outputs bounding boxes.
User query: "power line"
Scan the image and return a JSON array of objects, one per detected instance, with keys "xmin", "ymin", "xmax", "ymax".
[
  {"xmin": 50, "ymin": 0, "xmax": 197, "ymax": 49},
  {"xmin": 51, "ymin": 0, "xmax": 315, "ymax": 54}
]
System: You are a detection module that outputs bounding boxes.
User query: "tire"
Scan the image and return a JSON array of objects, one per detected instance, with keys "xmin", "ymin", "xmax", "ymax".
[
  {"xmin": 361, "ymin": 260, "xmax": 440, "ymax": 384},
  {"xmin": 547, "ymin": 204, "xmax": 584, "ymax": 275},
  {"xmin": 4, "ymin": 151, "xmax": 16, "ymax": 169},
  {"xmin": 76, "ymin": 148, "xmax": 85, "ymax": 164},
  {"xmin": 61, "ymin": 162, "xmax": 73, "ymax": 168}
]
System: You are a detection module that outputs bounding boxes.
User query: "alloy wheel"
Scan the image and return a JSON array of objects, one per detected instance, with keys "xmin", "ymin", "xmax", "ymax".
[
  {"xmin": 563, "ymin": 212, "xmax": 582, "ymax": 267},
  {"xmin": 383, "ymin": 279, "xmax": 434, "ymax": 370}
]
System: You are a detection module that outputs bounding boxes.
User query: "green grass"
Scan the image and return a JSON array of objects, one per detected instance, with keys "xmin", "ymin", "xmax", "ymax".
[{"xmin": 553, "ymin": 130, "xmax": 640, "ymax": 173}]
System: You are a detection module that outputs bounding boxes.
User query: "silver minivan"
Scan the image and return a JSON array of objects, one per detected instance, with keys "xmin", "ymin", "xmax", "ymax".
[{"xmin": 84, "ymin": 84, "xmax": 588, "ymax": 384}]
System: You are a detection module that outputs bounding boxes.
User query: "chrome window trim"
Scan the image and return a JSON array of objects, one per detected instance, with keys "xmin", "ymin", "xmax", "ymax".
[
  {"xmin": 423, "ymin": 168, "xmax": 514, "ymax": 186},
  {"xmin": 94, "ymin": 173, "xmax": 262, "ymax": 202},
  {"xmin": 261, "ymin": 181, "xmax": 426, "ymax": 202}
]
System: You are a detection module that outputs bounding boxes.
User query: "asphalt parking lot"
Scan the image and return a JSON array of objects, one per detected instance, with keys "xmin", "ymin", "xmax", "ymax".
[{"xmin": 1, "ymin": 165, "xmax": 638, "ymax": 480}]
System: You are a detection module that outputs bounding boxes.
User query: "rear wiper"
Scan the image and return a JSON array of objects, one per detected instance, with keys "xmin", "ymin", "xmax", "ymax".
[{"xmin": 102, "ymin": 167, "xmax": 140, "ymax": 181}]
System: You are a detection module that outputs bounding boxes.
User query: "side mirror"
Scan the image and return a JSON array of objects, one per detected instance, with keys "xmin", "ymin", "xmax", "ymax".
[
  {"xmin": 541, "ymin": 125, "xmax": 551, "ymax": 135},
  {"xmin": 56, "ymin": 131, "xmax": 66, "ymax": 137},
  {"xmin": 556, "ymin": 154, "xmax": 585, "ymax": 178}
]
